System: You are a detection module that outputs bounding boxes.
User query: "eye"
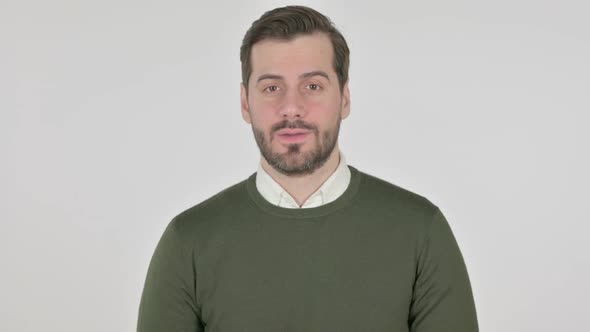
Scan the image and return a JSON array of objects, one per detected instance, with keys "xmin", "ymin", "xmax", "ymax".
[
  {"xmin": 263, "ymin": 85, "xmax": 280, "ymax": 93},
  {"xmin": 307, "ymin": 84, "xmax": 321, "ymax": 91}
]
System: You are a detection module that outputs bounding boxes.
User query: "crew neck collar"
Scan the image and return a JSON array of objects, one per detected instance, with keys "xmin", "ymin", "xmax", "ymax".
[
  {"xmin": 255, "ymin": 152, "xmax": 351, "ymax": 208},
  {"xmin": 245, "ymin": 165, "xmax": 363, "ymax": 219}
]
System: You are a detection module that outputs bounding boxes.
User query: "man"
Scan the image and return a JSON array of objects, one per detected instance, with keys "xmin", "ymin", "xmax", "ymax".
[{"xmin": 137, "ymin": 5, "xmax": 478, "ymax": 332}]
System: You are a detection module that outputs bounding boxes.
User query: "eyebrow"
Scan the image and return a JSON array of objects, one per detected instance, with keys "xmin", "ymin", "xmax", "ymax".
[{"xmin": 256, "ymin": 70, "xmax": 331, "ymax": 83}]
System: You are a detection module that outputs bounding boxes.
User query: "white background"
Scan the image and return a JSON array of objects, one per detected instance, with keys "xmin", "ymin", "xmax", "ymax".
[{"xmin": 2, "ymin": 0, "xmax": 588, "ymax": 331}]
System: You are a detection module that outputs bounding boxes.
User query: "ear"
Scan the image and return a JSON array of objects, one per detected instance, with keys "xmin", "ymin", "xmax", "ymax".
[
  {"xmin": 340, "ymin": 81, "xmax": 351, "ymax": 120},
  {"xmin": 240, "ymin": 83, "xmax": 252, "ymax": 124}
]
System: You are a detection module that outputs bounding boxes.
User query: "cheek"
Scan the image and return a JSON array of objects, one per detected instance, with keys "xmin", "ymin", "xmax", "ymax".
[
  {"xmin": 308, "ymin": 101, "xmax": 341, "ymax": 122},
  {"xmin": 308, "ymin": 93, "xmax": 342, "ymax": 112},
  {"xmin": 250, "ymin": 113, "xmax": 277, "ymax": 139},
  {"xmin": 247, "ymin": 104, "xmax": 274, "ymax": 125}
]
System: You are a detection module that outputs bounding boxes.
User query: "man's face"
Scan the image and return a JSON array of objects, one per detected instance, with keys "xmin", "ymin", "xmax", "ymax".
[{"xmin": 240, "ymin": 32, "xmax": 350, "ymax": 176}]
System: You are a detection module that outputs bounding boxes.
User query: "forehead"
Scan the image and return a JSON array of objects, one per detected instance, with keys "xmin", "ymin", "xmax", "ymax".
[{"xmin": 250, "ymin": 32, "xmax": 335, "ymax": 78}]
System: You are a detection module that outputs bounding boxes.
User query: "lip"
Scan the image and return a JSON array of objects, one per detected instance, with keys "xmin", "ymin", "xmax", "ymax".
[
  {"xmin": 276, "ymin": 129, "xmax": 310, "ymax": 135},
  {"xmin": 276, "ymin": 129, "xmax": 310, "ymax": 143}
]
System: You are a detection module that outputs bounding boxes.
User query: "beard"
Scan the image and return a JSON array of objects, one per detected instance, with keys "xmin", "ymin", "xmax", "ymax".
[{"xmin": 252, "ymin": 118, "xmax": 340, "ymax": 177}]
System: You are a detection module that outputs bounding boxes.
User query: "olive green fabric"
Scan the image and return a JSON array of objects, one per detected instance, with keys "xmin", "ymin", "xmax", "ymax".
[{"xmin": 137, "ymin": 166, "xmax": 478, "ymax": 332}]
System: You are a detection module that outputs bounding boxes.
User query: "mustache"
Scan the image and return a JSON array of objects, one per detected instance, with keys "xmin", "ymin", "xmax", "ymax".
[{"xmin": 271, "ymin": 119, "xmax": 316, "ymax": 133}]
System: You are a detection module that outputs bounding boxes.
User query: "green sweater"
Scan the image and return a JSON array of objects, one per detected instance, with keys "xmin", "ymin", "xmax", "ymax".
[{"xmin": 137, "ymin": 166, "xmax": 478, "ymax": 332}]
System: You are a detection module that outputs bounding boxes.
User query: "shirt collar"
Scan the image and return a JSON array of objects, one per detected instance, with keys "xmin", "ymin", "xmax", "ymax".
[{"xmin": 256, "ymin": 152, "xmax": 351, "ymax": 209}]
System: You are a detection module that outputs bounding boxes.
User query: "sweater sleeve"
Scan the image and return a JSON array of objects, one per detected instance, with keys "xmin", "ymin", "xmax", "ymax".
[
  {"xmin": 137, "ymin": 219, "xmax": 204, "ymax": 332},
  {"xmin": 408, "ymin": 208, "xmax": 479, "ymax": 332}
]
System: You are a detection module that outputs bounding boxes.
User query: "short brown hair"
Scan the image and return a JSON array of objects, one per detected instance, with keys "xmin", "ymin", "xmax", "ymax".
[{"xmin": 240, "ymin": 5, "xmax": 350, "ymax": 92}]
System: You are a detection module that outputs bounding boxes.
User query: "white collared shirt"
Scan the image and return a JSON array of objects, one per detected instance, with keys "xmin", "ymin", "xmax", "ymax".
[{"xmin": 255, "ymin": 152, "xmax": 351, "ymax": 208}]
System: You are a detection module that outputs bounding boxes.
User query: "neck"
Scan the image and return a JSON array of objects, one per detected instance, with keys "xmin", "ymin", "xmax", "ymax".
[{"xmin": 260, "ymin": 145, "xmax": 341, "ymax": 207}]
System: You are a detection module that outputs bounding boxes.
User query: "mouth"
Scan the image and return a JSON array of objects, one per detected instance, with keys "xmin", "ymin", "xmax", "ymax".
[{"xmin": 276, "ymin": 129, "xmax": 311, "ymax": 143}]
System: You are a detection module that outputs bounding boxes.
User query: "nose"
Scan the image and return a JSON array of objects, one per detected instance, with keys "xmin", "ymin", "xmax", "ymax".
[{"xmin": 279, "ymin": 88, "xmax": 306, "ymax": 119}]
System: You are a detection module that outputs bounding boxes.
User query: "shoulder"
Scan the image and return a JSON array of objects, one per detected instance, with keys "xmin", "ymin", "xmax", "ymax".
[
  {"xmin": 353, "ymin": 166, "xmax": 441, "ymax": 227},
  {"xmin": 357, "ymin": 167, "xmax": 437, "ymax": 209},
  {"xmin": 167, "ymin": 174, "xmax": 254, "ymax": 236},
  {"xmin": 352, "ymin": 167, "xmax": 447, "ymax": 254}
]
